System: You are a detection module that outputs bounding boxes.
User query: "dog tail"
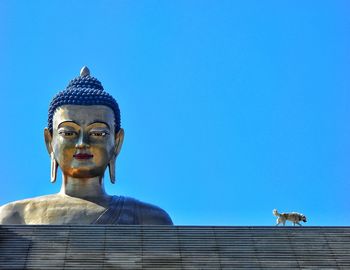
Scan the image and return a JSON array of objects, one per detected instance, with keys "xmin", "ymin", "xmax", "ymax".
[{"xmin": 272, "ymin": 209, "xmax": 279, "ymax": 217}]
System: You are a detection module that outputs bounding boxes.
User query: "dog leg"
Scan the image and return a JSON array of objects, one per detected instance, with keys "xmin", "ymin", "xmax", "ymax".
[{"xmin": 276, "ymin": 217, "xmax": 281, "ymax": 226}]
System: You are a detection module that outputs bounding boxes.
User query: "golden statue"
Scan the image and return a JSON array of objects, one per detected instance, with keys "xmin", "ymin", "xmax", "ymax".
[{"xmin": 0, "ymin": 67, "xmax": 173, "ymax": 225}]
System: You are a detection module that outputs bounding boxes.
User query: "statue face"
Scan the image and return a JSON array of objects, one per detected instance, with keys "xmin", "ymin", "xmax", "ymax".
[{"xmin": 48, "ymin": 105, "xmax": 120, "ymax": 178}]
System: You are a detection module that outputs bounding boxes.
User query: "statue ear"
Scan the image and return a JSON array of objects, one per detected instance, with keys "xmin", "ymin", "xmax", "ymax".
[
  {"xmin": 109, "ymin": 129, "xmax": 124, "ymax": 184},
  {"xmin": 115, "ymin": 128, "xmax": 124, "ymax": 156},
  {"xmin": 44, "ymin": 128, "xmax": 53, "ymax": 154}
]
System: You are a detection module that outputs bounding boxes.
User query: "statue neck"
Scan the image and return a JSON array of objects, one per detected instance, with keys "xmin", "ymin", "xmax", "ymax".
[{"xmin": 59, "ymin": 175, "xmax": 109, "ymax": 202}]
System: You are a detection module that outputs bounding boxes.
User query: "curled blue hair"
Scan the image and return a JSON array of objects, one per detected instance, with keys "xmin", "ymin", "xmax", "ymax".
[{"xmin": 48, "ymin": 69, "xmax": 120, "ymax": 134}]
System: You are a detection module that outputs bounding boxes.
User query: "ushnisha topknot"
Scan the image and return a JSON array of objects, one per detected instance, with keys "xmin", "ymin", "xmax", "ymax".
[{"xmin": 48, "ymin": 66, "xmax": 121, "ymax": 134}]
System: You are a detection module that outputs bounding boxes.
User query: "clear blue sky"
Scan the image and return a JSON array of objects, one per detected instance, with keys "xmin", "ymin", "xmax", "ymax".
[{"xmin": 0, "ymin": 1, "xmax": 349, "ymax": 226}]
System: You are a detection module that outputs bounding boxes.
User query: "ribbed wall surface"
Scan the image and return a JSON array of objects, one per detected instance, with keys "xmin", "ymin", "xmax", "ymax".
[{"xmin": 0, "ymin": 226, "xmax": 350, "ymax": 269}]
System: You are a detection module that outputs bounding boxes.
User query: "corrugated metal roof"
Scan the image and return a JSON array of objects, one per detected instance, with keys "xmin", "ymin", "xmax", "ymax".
[{"xmin": 1, "ymin": 225, "xmax": 349, "ymax": 269}]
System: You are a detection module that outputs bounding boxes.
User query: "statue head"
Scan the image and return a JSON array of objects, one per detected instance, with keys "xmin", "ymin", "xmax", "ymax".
[{"xmin": 44, "ymin": 67, "xmax": 124, "ymax": 184}]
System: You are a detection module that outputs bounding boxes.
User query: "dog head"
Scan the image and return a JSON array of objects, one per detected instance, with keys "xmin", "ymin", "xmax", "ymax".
[{"xmin": 300, "ymin": 215, "xmax": 307, "ymax": 223}]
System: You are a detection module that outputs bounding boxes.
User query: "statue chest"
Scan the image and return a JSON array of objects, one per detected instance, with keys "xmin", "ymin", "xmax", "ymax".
[
  {"xmin": 23, "ymin": 199, "xmax": 106, "ymax": 225},
  {"xmin": 19, "ymin": 195, "xmax": 141, "ymax": 225}
]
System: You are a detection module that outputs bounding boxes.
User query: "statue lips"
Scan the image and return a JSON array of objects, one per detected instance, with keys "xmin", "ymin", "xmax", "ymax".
[{"xmin": 73, "ymin": 153, "xmax": 94, "ymax": 160}]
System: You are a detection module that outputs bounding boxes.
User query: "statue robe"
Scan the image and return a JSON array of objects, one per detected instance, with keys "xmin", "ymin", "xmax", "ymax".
[{"xmin": 92, "ymin": 196, "xmax": 173, "ymax": 225}]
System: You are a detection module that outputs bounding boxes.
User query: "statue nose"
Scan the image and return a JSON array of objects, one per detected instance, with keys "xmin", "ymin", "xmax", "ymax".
[
  {"xmin": 76, "ymin": 142, "xmax": 90, "ymax": 149},
  {"xmin": 75, "ymin": 133, "xmax": 90, "ymax": 149}
]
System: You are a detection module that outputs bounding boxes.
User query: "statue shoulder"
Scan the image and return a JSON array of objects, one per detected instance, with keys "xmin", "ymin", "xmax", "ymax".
[
  {"xmin": 124, "ymin": 196, "xmax": 173, "ymax": 225},
  {"xmin": 0, "ymin": 199, "xmax": 28, "ymax": 224},
  {"xmin": 0, "ymin": 195, "xmax": 59, "ymax": 225}
]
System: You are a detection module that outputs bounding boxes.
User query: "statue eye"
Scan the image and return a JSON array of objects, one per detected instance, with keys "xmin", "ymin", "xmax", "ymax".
[
  {"xmin": 90, "ymin": 131, "xmax": 109, "ymax": 137},
  {"xmin": 58, "ymin": 131, "xmax": 77, "ymax": 137}
]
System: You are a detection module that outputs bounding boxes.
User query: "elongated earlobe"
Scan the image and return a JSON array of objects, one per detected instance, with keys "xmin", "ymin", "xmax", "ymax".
[
  {"xmin": 50, "ymin": 152, "xmax": 58, "ymax": 183},
  {"xmin": 108, "ymin": 156, "xmax": 116, "ymax": 184},
  {"xmin": 109, "ymin": 128, "xmax": 124, "ymax": 184}
]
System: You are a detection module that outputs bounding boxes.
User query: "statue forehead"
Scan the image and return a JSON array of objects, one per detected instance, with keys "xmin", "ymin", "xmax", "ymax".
[{"xmin": 53, "ymin": 105, "xmax": 115, "ymax": 128}]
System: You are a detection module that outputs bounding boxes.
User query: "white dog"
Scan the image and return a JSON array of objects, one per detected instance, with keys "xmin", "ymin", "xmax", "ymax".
[{"xmin": 273, "ymin": 209, "xmax": 307, "ymax": 226}]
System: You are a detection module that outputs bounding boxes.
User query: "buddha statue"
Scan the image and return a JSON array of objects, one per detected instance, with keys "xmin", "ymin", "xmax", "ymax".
[{"xmin": 0, "ymin": 67, "xmax": 173, "ymax": 225}]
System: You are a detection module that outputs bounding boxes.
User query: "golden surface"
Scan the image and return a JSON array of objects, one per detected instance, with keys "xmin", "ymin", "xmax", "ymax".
[{"xmin": 0, "ymin": 105, "xmax": 171, "ymax": 225}]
